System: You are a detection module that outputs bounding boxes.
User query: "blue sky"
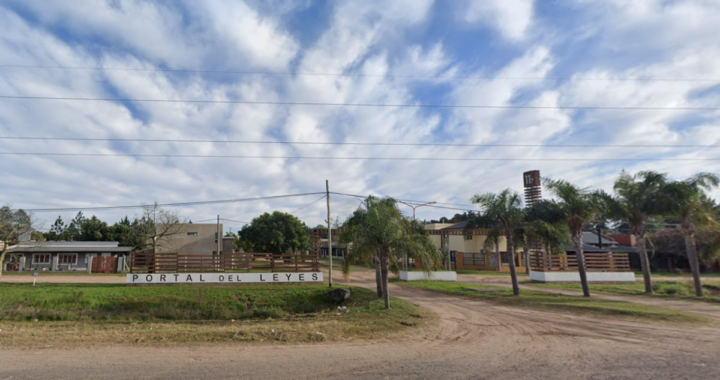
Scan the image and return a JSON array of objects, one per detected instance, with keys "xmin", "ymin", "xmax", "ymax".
[{"xmin": 1, "ymin": 0, "xmax": 719, "ymax": 231}]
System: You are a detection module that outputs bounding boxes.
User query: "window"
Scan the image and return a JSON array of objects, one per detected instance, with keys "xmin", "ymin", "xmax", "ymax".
[
  {"xmin": 33, "ymin": 254, "xmax": 51, "ymax": 264},
  {"xmin": 187, "ymin": 232, "xmax": 198, "ymax": 236},
  {"xmin": 500, "ymin": 252, "xmax": 510, "ymax": 265},
  {"xmin": 464, "ymin": 232, "xmax": 473, "ymax": 240},
  {"xmin": 60, "ymin": 254, "xmax": 77, "ymax": 264}
]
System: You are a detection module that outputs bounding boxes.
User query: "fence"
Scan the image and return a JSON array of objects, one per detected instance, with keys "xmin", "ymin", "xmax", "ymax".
[
  {"xmin": 529, "ymin": 251, "xmax": 630, "ymax": 272},
  {"xmin": 129, "ymin": 252, "xmax": 320, "ymax": 274}
]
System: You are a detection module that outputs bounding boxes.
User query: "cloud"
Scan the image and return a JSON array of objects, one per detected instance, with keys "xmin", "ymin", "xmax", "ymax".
[
  {"xmin": 461, "ymin": 0, "xmax": 535, "ymax": 41},
  {"xmin": 2, "ymin": 0, "xmax": 720, "ymax": 229}
]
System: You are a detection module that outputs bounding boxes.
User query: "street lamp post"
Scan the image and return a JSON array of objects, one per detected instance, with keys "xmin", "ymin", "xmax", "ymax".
[{"xmin": 394, "ymin": 200, "xmax": 436, "ymax": 271}]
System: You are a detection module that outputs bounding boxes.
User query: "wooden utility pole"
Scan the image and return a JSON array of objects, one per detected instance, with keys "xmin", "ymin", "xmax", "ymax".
[
  {"xmin": 326, "ymin": 180, "xmax": 333, "ymax": 288},
  {"xmin": 217, "ymin": 215, "xmax": 221, "ymax": 255}
]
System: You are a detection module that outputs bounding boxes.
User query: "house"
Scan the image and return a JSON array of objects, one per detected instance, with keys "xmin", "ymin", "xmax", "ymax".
[
  {"xmin": 158, "ymin": 223, "xmax": 234, "ymax": 255},
  {"xmin": 426, "ymin": 221, "xmax": 527, "ymax": 272},
  {"xmin": 3, "ymin": 241, "xmax": 133, "ymax": 272}
]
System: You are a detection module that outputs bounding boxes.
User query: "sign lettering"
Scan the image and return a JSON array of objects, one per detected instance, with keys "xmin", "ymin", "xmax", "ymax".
[{"xmin": 127, "ymin": 272, "xmax": 324, "ymax": 285}]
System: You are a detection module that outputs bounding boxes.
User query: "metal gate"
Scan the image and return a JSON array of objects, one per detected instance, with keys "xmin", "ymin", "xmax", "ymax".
[{"xmin": 92, "ymin": 256, "xmax": 118, "ymax": 273}]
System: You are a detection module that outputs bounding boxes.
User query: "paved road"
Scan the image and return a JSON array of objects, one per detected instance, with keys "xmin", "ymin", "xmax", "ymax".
[{"xmin": 2, "ymin": 271, "xmax": 720, "ymax": 379}]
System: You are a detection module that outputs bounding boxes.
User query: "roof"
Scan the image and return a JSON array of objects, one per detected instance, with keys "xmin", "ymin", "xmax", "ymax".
[
  {"xmin": 17, "ymin": 241, "xmax": 121, "ymax": 248},
  {"xmin": 442, "ymin": 221, "xmax": 470, "ymax": 230},
  {"xmin": 582, "ymin": 231, "xmax": 618, "ymax": 245},
  {"xmin": 7, "ymin": 241, "xmax": 133, "ymax": 253},
  {"xmin": 8, "ymin": 246, "xmax": 133, "ymax": 253}
]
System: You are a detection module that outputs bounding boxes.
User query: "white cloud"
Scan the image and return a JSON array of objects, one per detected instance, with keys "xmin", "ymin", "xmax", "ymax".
[
  {"xmin": 462, "ymin": 0, "xmax": 535, "ymax": 41},
  {"xmin": 3, "ymin": 0, "xmax": 720, "ymax": 228}
]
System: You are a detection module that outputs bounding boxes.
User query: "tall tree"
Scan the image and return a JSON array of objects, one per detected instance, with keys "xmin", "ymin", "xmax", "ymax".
[
  {"xmin": 604, "ymin": 170, "xmax": 670, "ymax": 294},
  {"xmin": 0, "ymin": 205, "xmax": 36, "ymax": 279},
  {"xmin": 665, "ymin": 173, "xmax": 720, "ymax": 296},
  {"xmin": 80, "ymin": 215, "xmax": 109, "ymax": 241},
  {"xmin": 544, "ymin": 179, "xmax": 606, "ymax": 297},
  {"xmin": 340, "ymin": 196, "xmax": 442, "ymax": 309},
  {"xmin": 44, "ymin": 216, "xmax": 68, "ymax": 241},
  {"xmin": 66, "ymin": 211, "xmax": 86, "ymax": 241},
  {"xmin": 131, "ymin": 203, "xmax": 187, "ymax": 253},
  {"xmin": 238, "ymin": 211, "xmax": 310, "ymax": 256},
  {"xmin": 470, "ymin": 189, "xmax": 525, "ymax": 295}
]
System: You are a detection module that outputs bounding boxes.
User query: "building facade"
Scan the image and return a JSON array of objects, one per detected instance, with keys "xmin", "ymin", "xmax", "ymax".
[
  {"xmin": 159, "ymin": 223, "xmax": 234, "ymax": 255},
  {"xmin": 3, "ymin": 241, "xmax": 132, "ymax": 272}
]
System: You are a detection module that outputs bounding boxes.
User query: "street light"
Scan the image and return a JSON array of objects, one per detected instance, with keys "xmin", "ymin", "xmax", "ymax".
[
  {"xmin": 394, "ymin": 200, "xmax": 436, "ymax": 271},
  {"xmin": 395, "ymin": 200, "xmax": 437, "ymax": 220}
]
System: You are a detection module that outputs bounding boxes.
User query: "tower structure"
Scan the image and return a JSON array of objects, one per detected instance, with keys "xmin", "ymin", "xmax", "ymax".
[{"xmin": 523, "ymin": 170, "xmax": 542, "ymax": 206}]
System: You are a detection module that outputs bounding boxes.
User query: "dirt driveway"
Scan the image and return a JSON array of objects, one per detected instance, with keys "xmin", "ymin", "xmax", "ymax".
[{"xmin": 2, "ymin": 271, "xmax": 720, "ymax": 379}]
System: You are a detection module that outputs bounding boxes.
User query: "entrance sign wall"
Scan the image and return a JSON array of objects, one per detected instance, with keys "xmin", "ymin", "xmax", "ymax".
[{"xmin": 128, "ymin": 272, "xmax": 323, "ymax": 285}]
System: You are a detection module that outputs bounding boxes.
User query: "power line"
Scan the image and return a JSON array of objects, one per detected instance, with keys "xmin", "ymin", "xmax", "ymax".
[
  {"xmin": 0, "ymin": 95, "xmax": 717, "ymax": 111},
  {"xmin": 2, "ymin": 152, "xmax": 719, "ymax": 161},
  {"xmin": 1, "ymin": 136, "xmax": 718, "ymax": 149},
  {"xmin": 2, "ymin": 64, "xmax": 719, "ymax": 82},
  {"xmin": 20, "ymin": 192, "xmax": 326, "ymax": 212},
  {"xmin": 220, "ymin": 218, "xmax": 250, "ymax": 224},
  {"xmin": 329, "ymin": 192, "xmax": 477, "ymax": 212},
  {"xmin": 290, "ymin": 195, "xmax": 327, "ymax": 214}
]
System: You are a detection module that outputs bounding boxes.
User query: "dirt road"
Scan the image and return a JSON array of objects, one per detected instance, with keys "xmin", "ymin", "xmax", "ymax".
[{"xmin": 2, "ymin": 272, "xmax": 720, "ymax": 379}]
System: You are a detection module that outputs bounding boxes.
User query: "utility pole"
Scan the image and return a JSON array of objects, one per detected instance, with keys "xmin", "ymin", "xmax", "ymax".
[
  {"xmin": 326, "ymin": 180, "xmax": 333, "ymax": 288},
  {"xmin": 217, "ymin": 215, "xmax": 221, "ymax": 255}
]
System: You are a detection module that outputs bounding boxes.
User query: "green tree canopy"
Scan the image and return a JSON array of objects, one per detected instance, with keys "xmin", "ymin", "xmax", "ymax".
[{"xmin": 238, "ymin": 211, "xmax": 310, "ymax": 255}]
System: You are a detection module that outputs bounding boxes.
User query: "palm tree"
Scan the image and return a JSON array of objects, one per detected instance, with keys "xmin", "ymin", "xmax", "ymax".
[
  {"xmin": 544, "ymin": 179, "xmax": 606, "ymax": 297},
  {"xmin": 470, "ymin": 189, "xmax": 525, "ymax": 296},
  {"xmin": 523, "ymin": 200, "xmax": 571, "ymax": 272},
  {"xmin": 604, "ymin": 170, "xmax": 670, "ymax": 294},
  {"xmin": 340, "ymin": 196, "xmax": 442, "ymax": 309},
  {"xmin": 665, "ymin": 173, "xmax": 720, "ymax": 297}
]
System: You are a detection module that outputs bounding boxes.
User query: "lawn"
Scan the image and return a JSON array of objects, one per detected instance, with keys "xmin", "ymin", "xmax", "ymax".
[
  {"xmin": 393, "ymin": 280, "xmax": 709, "ymax": 325},
  {"xmin": 637, "ymin": 271, "xmax": 720, "ymax": 278},
  {"xmin": 0, "ymin": 283, "xmax": 431, "ymax": 347},
  {"xmin": 456, "ymin": 270, "xmax": 524, "ymax": 276},
  {"xmin": 524, "ymin": 280, "xmax": 720, "ymax": 303}
]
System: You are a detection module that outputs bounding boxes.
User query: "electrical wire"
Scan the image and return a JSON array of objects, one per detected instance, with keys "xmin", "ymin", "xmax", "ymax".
[
  {"xmin": 329, "ymin": 192, "xmax": 477, "ymax": 212},
  {"xmin": 290, "ymin": 195, "xmax": 327, "ymax": 214},
  {"xmin": 0, "ymin": 95, "xmax": 717, "ymax": 111},
  {"xmin": 2, "ymin": 64, "xmax": 719, "ymax": 82},
  {"xmin": 1, "ymin": 152, "xmax": 718, "ymax": 161},
  {"xmin": 20, "ymin": 192, "xmax": 326, "ymax": 212},
  {"xmin": 221, "ymin": 218, "xmax": 250, "ymax": 224},
  {"xmin": 1, "ymin": 136, "xmax": 717, "ymax": 148}
]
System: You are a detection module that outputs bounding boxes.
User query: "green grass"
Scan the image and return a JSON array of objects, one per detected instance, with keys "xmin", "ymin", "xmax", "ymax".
[
  {"xmin": 0, "ymin": 283, "xmax": 431, "ymax": 346},
  {"xmin": 524, "ymin": 280, "xmax": 720, "ymax": 303},
  {"xmin": 456, "ymin": 270, "xmax": 524, "ymax": 276},
  {"xmin": 394, "ymin": 280, "xmax": 709, "ymax": 324},
  {"xmin": 636, "ymin": 271, "xmax": 720, "ymax": 278}
]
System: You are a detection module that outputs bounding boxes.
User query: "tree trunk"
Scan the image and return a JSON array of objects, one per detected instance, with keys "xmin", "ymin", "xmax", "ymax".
[
  {"xmin": 0, "ymin": 246, "xmax": 8, "ymax": 280},
  {"xmin": 573, "ymin": 234, "xmax": 591, "ymax": 297},
  {"xmin": 374, "ymin": 254, "xmax": 383, "ymax": 298},
  {"xmin": 507, "ymin": 240, "xmax": 520, "ymax": 296},
  {"xmin": 634, "ymin": 230, "xmax": 653, "ymax": 294},
  {"xmin": 523, "ymin": 246, "xmax": 529, "ymax": 275},
  {"xmin": 683, "ymin": 220, "xmax": 703, "ymax": 297},
  {"xmin": 381, "ymin": 251, "xmax": 390, "ymax": 309}
]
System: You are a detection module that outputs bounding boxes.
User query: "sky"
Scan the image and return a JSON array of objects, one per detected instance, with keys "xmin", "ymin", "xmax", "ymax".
[{"xmin": 1, "ymin": 0, "xmax": 720, "ymax": 232}]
